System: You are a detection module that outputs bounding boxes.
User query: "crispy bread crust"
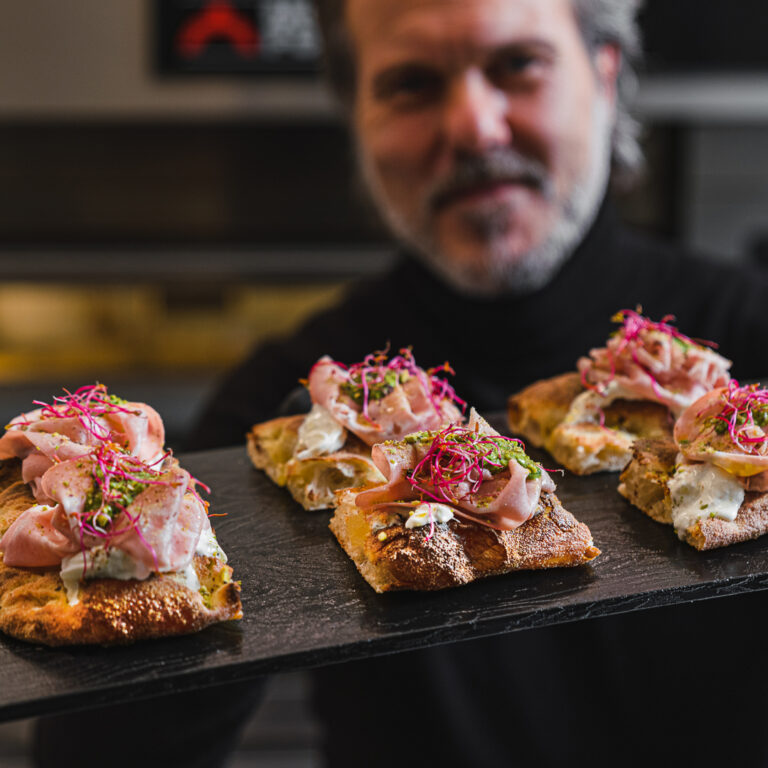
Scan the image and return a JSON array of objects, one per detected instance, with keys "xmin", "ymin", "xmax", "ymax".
[
  {"xmin": 0, "ymin": 460, "xmax": 242, "ymax": 646},
  {"xmin": 507, "ymin": 372, "xmax": 584, "ymax": 448},
  {"xmin": 618, "ymin": 438, "xmax": 768, "ymax": 550},
  {"xmin": 330, "ymin": 488, "xmax": 600, "ymax": 592},
  {"xmin": 508, "ymin": 373, "xmax": 673, "ymax": 475},
  {"xmin": 247, "ymin": 415, "xmax": 385, "ymax": 511}
]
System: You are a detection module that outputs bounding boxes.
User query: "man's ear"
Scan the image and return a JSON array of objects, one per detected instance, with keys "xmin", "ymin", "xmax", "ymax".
[{"xmin": 593, "ymin": 43, "xmax": 621, "ymax": 107}]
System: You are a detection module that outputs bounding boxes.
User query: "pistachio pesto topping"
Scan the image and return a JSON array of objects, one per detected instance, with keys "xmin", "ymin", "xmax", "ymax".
[
  {"xmin": 404, "ymin": 427, "xmax": 541, "ymax": 480},
  {"xmin": 321, "ymin": 347, "xmax": 465, "ymax": 424}
]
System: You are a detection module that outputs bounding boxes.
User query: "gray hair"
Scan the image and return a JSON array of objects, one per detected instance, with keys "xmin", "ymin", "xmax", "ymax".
[
  {"xmin": 572, "ymin": 0, "xmax": 644, "ymax": 183},
  {"xmin": 314, "ymin": 0, "xmax": 645, "ymax": 183}
]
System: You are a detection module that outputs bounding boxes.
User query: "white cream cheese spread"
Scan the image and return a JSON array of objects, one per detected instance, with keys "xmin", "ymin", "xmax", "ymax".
[
  {"xmin": 60, "ymin": 520, "xmax": 228, "ymax": 605},
  {"xmin": 564, "ymin": 381, "xmax": 645, "ymax": 425},
  {"xmin": 60, "ymin": 546, "xmax": 152, "ymax": 605},
  {"xmin": 294, "ymin": 403, "xmax": 347, "ymax": 460},
  {"xmin": 405, "ymin": 502, "xmax": 455, "ymax": 529},
  {"xmin": 196, "ymin": 525, "xmax": 227, "ymax": 561},
  {"xmin": 668, "ymin": 460, "xmax": 745, "ymax": 535}
]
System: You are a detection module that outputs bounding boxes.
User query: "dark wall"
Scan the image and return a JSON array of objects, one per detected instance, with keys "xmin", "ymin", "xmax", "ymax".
[
  {"xmin": 0, "ymin": 121, "xmax": 387, "ymax": 246},
  {"xmin": 641, "ymin": 1, "xmax": 768, "ymax": 72},
  {"xmin": 0, "ymin": 120, "xmax": 682, "ymax": 250}
]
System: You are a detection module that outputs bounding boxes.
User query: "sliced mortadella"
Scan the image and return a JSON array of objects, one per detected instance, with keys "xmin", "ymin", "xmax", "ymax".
[
  {"xmin": 579, "ymin": 329, "xmax": 731, "ymax": 416},
  {"xmin": 24, "ymin": 432, "xmax": 95, "ymax": 462},
  {"xmin": 675, "ymin": 388, "xmax": 768, "ymax": 477},
  {"xmin": 22, "ymin": 434, "xmax": 95, "ymax": 503},
  {"xmin": 356, "ymin": 409, "xmax": 553, "ymax": 531},
  {"xmin": 104, "ymin": 402, "xmax": 165, "ymax": 463},
  {"xmin": 170, "ymin": 493, "xmax": 208, "ymax": 566},
  {"xmin": 17, "ymin": 415, "xmax": 109, "ymax": 445},
  {"xmin": 453, "ymin": 459, "xmax": 543, "ymax": 529},
  {"xmin": 355, "ymin": 442, "xmax": 419, "ymax": 508},
  {"xmin": 0, "ymin": 402, "xmax": 164, "ymax": 464},
  {"xmin": 0, "ymin": 504, "xmax": 79, "ymax": 567},
  {"xmin": 41, "ymin": 458, "xmax": 98, "ymax": 520},
  {"xmin": 113, "ymin": 466, "xmax": 198, "ymax": 572},
  {"xmin": 308, "ymin": 357, "xmax": 462, "ymax": 447},
  {"xmin": 0, "ymin": 430, "xmax": 39, "ymax": 460},
  {"xmin": 1, "ymin": 428, "xmax": 95, "ymax": 464}
]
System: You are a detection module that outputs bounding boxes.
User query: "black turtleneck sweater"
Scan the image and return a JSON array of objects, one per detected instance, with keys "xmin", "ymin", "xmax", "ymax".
[
  {"xmin": 189, "ymin": 201, "xmax": 768, "ymax": 768},
  {"xmin": 191, "ymin": 200, "xmax": 768, "ymax": 449}
]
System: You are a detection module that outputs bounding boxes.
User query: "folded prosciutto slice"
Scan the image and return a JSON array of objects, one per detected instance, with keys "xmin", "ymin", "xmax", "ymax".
[
  {"xmin": 577, "ymin": 309, "xmax": 731, "ymax": 416},
  {"xmin": 308, "ymin": 348, "xmax": 465, "ymax": 446},
  {"xmin": 674, "ymin": 382, "xmax": 768, "ymax": 488},
  {"xmin": 355, "ymin": 410, "xmax": 555, "ymax": 531}
]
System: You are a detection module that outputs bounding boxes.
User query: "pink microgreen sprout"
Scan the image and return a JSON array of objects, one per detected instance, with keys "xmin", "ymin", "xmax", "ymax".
[
  {"xmin": 406, "ymin": 425, "xmax": 535, "ymax": 507},
  {"xmin": 709, "ymin": 380, "xmax": 768, "ymax": 453},
  {"xmin": 11, "ymin": 383, "xmax": 139, "ymax": 444},
  {"xmin": 333, "ymin": 347, "xmax": 466, "ymax": 426}
]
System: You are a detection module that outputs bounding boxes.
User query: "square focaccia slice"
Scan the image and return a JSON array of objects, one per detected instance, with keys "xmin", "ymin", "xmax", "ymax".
[
  {"xmin": 331, "ymin": 487, "xmax": 600, "ymax": 592},
  {"xmin": 329, "ymin": 411, "xmax": 599, "ymax": 592},
  {"xmin": 508, "ymin": 310, "xmax": 731, "ymax": 475},
  {"xmin": 508, "ymin": 372, "xmax": 672, "ymax": 475},
  {"xmin": 247, "ymin": 415, "xmax": 385, "ymax": 511},
  {"xmin": 618, "ymin": 438, "xmax": 768, "ymax": 550},
  {"xmin": 247, "ymin": 349, "xmax": 467, "ymax": 510},
  {"xmin": 0, "ymin": 459, "xmax": 241, "ymax": 646}
]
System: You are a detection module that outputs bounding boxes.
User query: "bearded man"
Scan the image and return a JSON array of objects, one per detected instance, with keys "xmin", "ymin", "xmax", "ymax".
[
  {"xmin": 185, "ymin": 1, "xmax": 768, "ymax": 766},
  {"xmin": 194, "ymin": 0, "xmax": 765, "ymax": 437},
  {"xmin": 36, "ymin": 2, "xmax": 768, "ymax": 767}
]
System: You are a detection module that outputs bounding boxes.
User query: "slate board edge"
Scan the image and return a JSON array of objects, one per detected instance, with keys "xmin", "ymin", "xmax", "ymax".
[{"xmin": 3, "ymin": 569, "xmax": 768, "ymax": 723}]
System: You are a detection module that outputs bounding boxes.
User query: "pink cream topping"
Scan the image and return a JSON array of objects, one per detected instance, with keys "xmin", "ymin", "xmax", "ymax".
[
  {"xmin": 307, "ymin": 348, "xmax": 466, "ymax": 446},
  {"xmin": 355, "ymin": 411, "xmax": 554, "ymax": 534},
  {"xmin": 577, "ymin": 309, "xmax": 731, "ymax": 415},
  {"xmin": 675, "ymin": 382, "xmax": 768, "ymax": 487}
]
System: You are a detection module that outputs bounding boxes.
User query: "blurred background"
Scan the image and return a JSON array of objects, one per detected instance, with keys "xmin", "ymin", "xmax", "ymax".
[
  {"xmin": 2, "ymin": 0, "xmax": 768, "ymax": 447},
  {"xmin": 2, "ymin": 0, "xmax": 768, "ymax": 765}
]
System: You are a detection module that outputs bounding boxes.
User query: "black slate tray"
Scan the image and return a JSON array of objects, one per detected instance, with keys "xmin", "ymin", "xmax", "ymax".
[{"xmin": 3, "ymin": 414, "xmax": 768, "ymax": 721}]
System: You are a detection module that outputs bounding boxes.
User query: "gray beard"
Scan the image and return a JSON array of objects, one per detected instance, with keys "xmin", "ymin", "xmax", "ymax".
[
  {"xmin": 426, "ymin": 166, "xmax": 609, "ymax": 297},
  {"xmin": 360, "ymin": 98, "xmax": 614, "ymax": 298}
]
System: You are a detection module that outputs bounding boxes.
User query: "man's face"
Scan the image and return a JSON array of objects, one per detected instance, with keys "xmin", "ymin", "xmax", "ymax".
[{"xmin": 347, "ymin": 0, "xmax": 620, "ymax": 295}]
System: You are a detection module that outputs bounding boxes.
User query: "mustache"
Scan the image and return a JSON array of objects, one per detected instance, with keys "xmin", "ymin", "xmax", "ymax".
[{"xmin": 428, "ymin": 149, "xmax": 551, "ymax": 213}]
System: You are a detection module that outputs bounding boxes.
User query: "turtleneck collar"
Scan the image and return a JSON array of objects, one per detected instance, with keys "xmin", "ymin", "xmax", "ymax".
[{"xmin": 394, "ymin": 194, "xmax": 621, "ymax": 331}]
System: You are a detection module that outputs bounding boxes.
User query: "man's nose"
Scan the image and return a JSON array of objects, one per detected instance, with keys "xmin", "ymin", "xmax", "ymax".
[{"xmin": 442, "ymin": 70, "xmax": 511, "ymax": 154}]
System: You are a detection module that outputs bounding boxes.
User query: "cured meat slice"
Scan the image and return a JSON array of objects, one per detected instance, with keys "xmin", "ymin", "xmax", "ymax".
[
  {"xmin": 578, "ymin": 309, "xmax": 731, "ymax": 415},
  {"xmin": 308, "ymin": 351, "xmax": 464, "ymax": 446},
  {"xmin": 355, "ymin": 410, "xmax": 553, "ymax": 531},
  {"xmin": 112, "ymin": 466, "xmax": 202, "ymax": 572},
  {"xmin": 1, "ymin": 448, "xmax": 208, "ymax": 575},
  {"xmin": 675, "ymin": 383, "xmax": 768, "ymax": 481},
  {"xmin": 0, "ymin": 385, "xmax": 165, "ymax": 464},
  {"xmin": 0, "ymin": 504, "xmax": 80, "ymax": 567}
]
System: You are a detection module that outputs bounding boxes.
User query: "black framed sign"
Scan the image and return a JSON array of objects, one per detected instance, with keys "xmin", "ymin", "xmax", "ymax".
[{"xmin": 155, "ymin": 0, "xmax": 321, "ymax": 75}]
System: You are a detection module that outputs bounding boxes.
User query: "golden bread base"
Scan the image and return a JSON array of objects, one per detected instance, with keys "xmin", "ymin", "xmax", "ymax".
[
  {"xmin": 507, "ymin": 372, "xmax": 584, "ymax": 448},
  {"xmin": 0, "ymin": 459, "xmax": 242, "ymax": 646},
  {"xmin": 330, "ymin": 488, "xmax": 600, "ymax": 592},
  {"xmin": 508, "ymin": 373, "xmax": 673, "ymax": 475},
  {"xmin": 618, "ymin": 438, "xmax": 768, "ymax": 550},
  {"xmin": 247, "ymin": 415, "xmax": 385, "ymax": 510}
]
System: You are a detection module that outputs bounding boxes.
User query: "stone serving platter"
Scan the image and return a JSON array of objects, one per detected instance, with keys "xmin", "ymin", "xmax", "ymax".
[{"xmin": 2, "ymin": 414, "xmax": 768, "ymax": 721}]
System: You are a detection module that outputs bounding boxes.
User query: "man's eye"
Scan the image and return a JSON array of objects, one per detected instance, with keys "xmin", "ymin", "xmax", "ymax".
[
  {"xmin": 488, "ymin": 53, "xmax": 545, "ymax": 85},
  {"xmin": 374, "ymin": 67, "xmax": 443, "ymax": 105}
]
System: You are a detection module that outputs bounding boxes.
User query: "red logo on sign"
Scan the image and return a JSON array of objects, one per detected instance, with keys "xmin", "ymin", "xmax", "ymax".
[{"xmin": 176, "ymin": 1, "xmax": 260, "ymax": 59}]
